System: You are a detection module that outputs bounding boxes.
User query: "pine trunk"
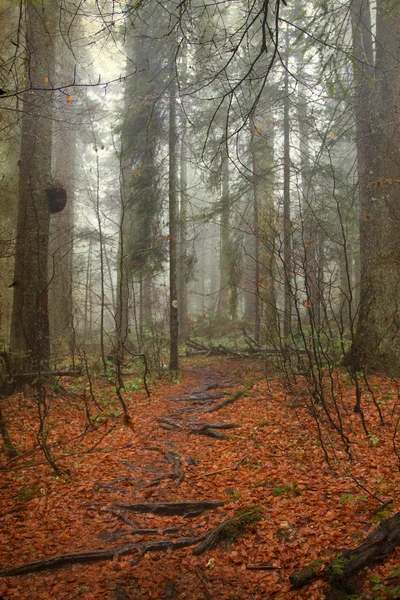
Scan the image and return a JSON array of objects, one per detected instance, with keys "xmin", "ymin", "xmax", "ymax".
[{"xmin": 10, "ymin": 1, "xmax": 56, "ymax": 372}]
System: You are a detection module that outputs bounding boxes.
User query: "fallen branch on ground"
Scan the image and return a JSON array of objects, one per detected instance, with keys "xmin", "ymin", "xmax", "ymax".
[
  {"xmin": 290, "ymin": 510, "xmax": 400, "ymax": 598},
  {"xmin": 205, "ymin": 455, "xmax": 248, "ymax": 477}
]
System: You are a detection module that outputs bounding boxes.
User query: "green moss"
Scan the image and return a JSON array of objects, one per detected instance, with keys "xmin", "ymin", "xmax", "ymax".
[
  {"xmin": 272, "ymin": 482, "xmax": 301, "ymax": 498},
  {"xmin": 17, "ymin": 484, "xmax": 42, "ymax": 502},
  {"xmin": 328, "ymin": 554, "xmax": 351, "ymax": 578},
  {"xmin": 220, "ymin": 506, "xmax": 261, "ymax": 541}
]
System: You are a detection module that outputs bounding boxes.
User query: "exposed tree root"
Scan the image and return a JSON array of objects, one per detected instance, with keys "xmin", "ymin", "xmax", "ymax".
[
  {"xmin": 189, "ymin": 427, "xmax": 228, "ymax": 440},
  {"xmin": 205, "ymin": 382, "xmax": 256, "ymax": 413},
  {"xmin": 113, "ymin": 500, "xmax": 224, "ymax": 517},
  {"xmin": 0, "ymin": 507, "xmax": 260, "ymax": 578},
  {"xmin": 188, "ymin": 421, "xmax": 240, "ymax": 430},
  {"xmin": 0, "ymin": 537, "xmax": 200, "ymax": 577}
]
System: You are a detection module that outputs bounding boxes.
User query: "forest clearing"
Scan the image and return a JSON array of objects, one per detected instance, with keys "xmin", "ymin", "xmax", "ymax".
[{"xmin": 1, "ymin": 357, "xmax": 400, "ymax": 600}]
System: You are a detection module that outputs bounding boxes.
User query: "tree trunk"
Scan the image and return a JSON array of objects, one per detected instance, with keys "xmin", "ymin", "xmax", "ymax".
[
  {"xmin": 295, "ymin": 49, "xmax": 320, "ymax": 333},
  {"xmin": 49, "ymin": 116, "xmax": 75, "ymax": 361},
  {"xmin": 282, "ymin": 33, "xmax": 292, "ymax": 340},
  {"xmin": 169, "ymin": 75, "xmax": 179, "ymax": 371},
  {"xmin": 250, "ymin": 113, "xmax": 277, "ymax": 345},
  {"xmin": 0, "ymin": 2, "xmax": 20, "ymax": 349},
  {"xmin": 10, "ymin": 1, "xmax": 56, "ymax": 372},
  {"xmin": 218, "ymin": 146, "xmax": 231, "ymax": 314},
  {"xmin": 350, "ymin": 0, "xmax": 400, "ymax": 374},
  {"xmin": 115, "ymin": 218, "xmax": 130, "ymax": 359},
  {"xmin": 83, "ymin": 238, "xmax": 93, "ymax": 342},
  {"xmin": 178, "ymin": 109, "xmax": 188, "ymax": 340}
]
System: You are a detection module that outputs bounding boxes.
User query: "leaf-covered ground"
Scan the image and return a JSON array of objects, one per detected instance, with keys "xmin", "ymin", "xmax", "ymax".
[{"xmin": 0, "ymin": 357, "xmax": 399, "ymax": 599}]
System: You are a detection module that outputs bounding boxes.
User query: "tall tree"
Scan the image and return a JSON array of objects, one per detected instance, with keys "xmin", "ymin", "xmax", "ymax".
[
  {"xmin": 117, "ymin": 12, "xmax": 165, "ymax": 358},
  {"xmin": 282, "ymin": 30, "xmax": 292, "ymax": 339},
  {"xmin": 169, "ymin": 69, "xmax": 179, "ymax": 371},
  {"xmin": 10, "ymin": 0, "xmax": 58, "ymax": 371},
  {"xmin": 217, "ymin": 145, "xmax": 232, "ymax": 315},
  {"xmin": 48, "ymin": 5, "xmax": 78, "ymax": 361},
  {"xmin": 0, "ymin": 1, "xmax": 20, "ymax": 348},
  {"xmin": 349, "ymin": 0, "xmax": 400, "ymax": 373}
]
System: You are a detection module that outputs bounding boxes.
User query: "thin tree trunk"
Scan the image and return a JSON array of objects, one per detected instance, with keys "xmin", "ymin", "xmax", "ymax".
[
  {"xmin": 218, "ymin": 147, "xmax": 231, "ymax": 314},
  {"xmin": 49, "ymin": 126, "xmax": 75, "ymax": 360},
  {"xmin": 84, "ymin": 238, "xmax": 93, "ymax": 342},
  {"xmin": 94, "ymin": 152, "xmax": 106, "ymax": 371},
  {"xmin": 169, "ymin": 75, "xmax": 179, "ymax": 371},
  {"xmin": 282, "ymin": 32, "xmax": 292, "ymax": 340},
  {"xmin": 178, "ymin": 116, "xmax": 188, "ymax": 340}
]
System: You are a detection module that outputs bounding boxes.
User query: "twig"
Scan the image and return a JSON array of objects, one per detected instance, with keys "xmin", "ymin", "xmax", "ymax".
[{"xmin": 205, "ymin": 455, "xmax": 248, "ymax": 477}]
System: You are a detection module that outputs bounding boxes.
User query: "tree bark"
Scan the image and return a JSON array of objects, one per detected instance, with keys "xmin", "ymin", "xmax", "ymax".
[
  {"xmin": 350, "ymin": 0, "xmax": 400, "ymax": 374},
  {"xmin": 218, "ymin": 146, "xmax": 231, "ymax": 315},
  {"xmin": 178, "ymin": 46, "xmax": 189, "ymax": 340},
  {"xmin": 282, "ymin": 31, "xmax": 292, "ymax": 340},
  {"xmin": 10, "ymin": 0, "xmax": 57, "ymax": 372},
  {"xmin": 169, "ymin": 74, "xmax": 179, "ymax": 371}
]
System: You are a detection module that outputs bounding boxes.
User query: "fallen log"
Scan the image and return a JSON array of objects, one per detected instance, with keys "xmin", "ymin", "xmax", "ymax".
[
  {"xmin": 113, "ymin": 500, "xmax": 224, "ymax": 517},
  {"xmin": 289, "ymin": 558, "xmax": 323, "ymax": 589},
  {"xmin": 11, "ymin": 370, "xmax": 82, "ymax": 379},
  {"xmin": 290, "ymin": 510, "xmax": 400, "ymax": 597},
  {"xmin": 185, "ymin": 339, "xmax": 208, "ymax": 351}
]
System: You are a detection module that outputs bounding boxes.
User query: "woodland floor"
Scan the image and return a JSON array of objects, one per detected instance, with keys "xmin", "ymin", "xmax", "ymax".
[{"xmin": 0, "ymin": 357, "xmax": 400, "ymax": 600}]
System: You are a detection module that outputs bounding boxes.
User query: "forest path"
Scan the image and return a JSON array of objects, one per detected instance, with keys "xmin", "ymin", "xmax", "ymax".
[
  {"xmin": 104, "ymin": 362, "xmax": 245, "ymax": 503},
  {"xmin": 3, "ymin": 358, "xmax": 399, "ymax": 599}
]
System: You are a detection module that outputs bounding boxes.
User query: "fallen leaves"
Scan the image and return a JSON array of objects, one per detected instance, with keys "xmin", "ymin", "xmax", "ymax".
[{"xmin": 0, "ymin": 358, "xmax": 399, "ymax": 599}]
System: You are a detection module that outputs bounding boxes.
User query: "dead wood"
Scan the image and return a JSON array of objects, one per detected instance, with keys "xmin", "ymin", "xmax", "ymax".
[
  {"xmin": 12, "ymin": 370, "xmax": 82, "ymax": 379},
  {"xmin": 113, "ymin": 500, "xmax": 224, "ymax": 517},
  {"xmin": 185, "ymin": 339, "xmax": 208, "ymax": 351},
  {"xmin": 289, "ymin": 558, "xmax": 323, "ymax": 589},
  {"xmin": 290, "ymin": 511, "xmax": 400, "ymax": 596},
  {"xmin": 192, "ymin": 507, "xmax": 261, "ymax": 555},
  {"xmin": 185, "ymin": 339, "xmax": 259, "ymax": 357},
  {"xmin": 205, "ymin": 456, "xmax": 248, "ymax": 477}
]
